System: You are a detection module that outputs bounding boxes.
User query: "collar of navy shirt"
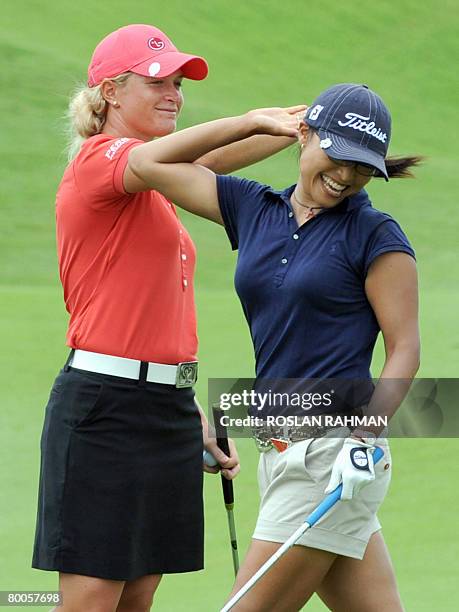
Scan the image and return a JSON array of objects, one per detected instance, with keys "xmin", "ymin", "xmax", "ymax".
[{"xmin": 265, "ymin": 184, "xmax": 370, "ymax": 216}]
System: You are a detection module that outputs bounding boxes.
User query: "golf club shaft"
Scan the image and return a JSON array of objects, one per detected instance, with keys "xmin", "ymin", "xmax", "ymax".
[
  {"xmin": 213, "ymin": 406, "xmax": 240, "ymax": 576},
  {"xmin": 221, "ymin": 446, "xmax": 385, "ymax": 612},
  {"xmin": 220, "ymin": 522, "xmax": 312, "ymax": 612},
  {"xmin": 226, "ymin": 503, "xmax": 239, "ymax": 577}
]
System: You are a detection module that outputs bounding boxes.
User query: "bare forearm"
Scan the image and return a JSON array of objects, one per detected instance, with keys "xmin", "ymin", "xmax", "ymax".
[
  {"xmin": 196, "ymin": 134, "xmax": 296, "ymax": 175},
  {"xmin": 129, "ymin": 105, "xmax": 302, "ymax": 172},
  {"xmin": 358, "ymin": 344, "xmax": 420, "ymax": 437},
  {"xmin": 378, "ymin": 341, "xmax": 420, "ymax": 381},
  {"xmin": 132, "ymin": 115, "xmax": 254, "ymax": 166}
]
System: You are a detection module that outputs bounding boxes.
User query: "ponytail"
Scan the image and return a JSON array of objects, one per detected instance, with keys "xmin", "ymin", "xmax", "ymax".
[
  {"xmin": 380, "ymin": 155, "xmax": 425, "ymax": 179},
  {"xmin": 65, "ymin": 72, "xmax": 131, "ymax": 160}
]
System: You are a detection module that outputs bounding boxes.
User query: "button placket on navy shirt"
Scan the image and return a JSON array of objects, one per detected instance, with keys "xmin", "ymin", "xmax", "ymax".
[{"xmin": 273, "ymin": 196, "xmax": 323, "ymax": 287}]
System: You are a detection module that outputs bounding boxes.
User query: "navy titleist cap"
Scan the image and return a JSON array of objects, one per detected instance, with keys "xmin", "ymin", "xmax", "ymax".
[{"xmin": 305, "ymin": 83, "xmax": 391, "ymax": 180}]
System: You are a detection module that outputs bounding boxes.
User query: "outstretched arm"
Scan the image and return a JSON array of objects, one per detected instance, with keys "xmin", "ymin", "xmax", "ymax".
[{"xmin": 126, "ymin": 106, "xmax": 303, "ymax": 224}]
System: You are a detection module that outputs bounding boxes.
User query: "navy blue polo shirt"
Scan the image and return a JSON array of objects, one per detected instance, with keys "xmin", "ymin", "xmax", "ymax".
[{"xmin": 216, "ymin": 175, "xmax": 415, "ymax": 380}]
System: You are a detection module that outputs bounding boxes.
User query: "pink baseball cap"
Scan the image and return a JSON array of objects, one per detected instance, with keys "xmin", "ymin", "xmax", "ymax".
[{"xmin": 88, "ymin": 24, "xmax": 208, "ymax": 87}]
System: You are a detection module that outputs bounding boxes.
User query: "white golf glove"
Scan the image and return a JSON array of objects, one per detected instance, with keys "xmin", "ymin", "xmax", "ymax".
[{"xmin": 325, "ymin": 437, "xmax": 376, "ymax": 501}]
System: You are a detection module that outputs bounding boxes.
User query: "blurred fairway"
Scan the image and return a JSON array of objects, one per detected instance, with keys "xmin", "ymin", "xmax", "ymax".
[{"xmin": 1, "ymin": 0, "xmax": 458, "ymax": 610}]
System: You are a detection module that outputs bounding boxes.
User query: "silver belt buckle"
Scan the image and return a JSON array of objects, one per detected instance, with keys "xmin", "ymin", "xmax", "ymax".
[{"xmin": 175, "ymin": 361, "xmax": 198, "ymax": 388}]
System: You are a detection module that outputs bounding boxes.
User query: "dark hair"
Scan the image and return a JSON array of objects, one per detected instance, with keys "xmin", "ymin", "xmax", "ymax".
[
  {"xmin": 305, "ymin": 127, "xmax": 424, "ymax": 179},
  {"xmin": 376, "ymin": 155, "xmax": 424, "ymax": 179}
]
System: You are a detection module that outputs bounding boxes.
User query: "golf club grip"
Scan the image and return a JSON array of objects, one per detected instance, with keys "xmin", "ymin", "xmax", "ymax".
[
  {"xmin": 306, "ymin": 445, "xmax": 385, "ymax": 527},
  {"xmin": 212, "ymin": 407, "xmax": 234, "ymax": 506}
]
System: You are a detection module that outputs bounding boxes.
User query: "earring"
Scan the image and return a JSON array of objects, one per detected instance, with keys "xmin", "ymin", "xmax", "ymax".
[{"xmin": 112, "ymin": 101, "xmax": 120, "ymax": 108}]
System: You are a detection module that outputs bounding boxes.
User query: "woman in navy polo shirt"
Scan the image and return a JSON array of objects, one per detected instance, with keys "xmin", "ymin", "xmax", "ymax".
[{"xmin": 127, "ymin": 84, "xmax": 421, "ymax": 611}]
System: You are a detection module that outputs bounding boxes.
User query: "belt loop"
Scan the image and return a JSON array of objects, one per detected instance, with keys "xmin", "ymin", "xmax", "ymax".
[
  {"xmin": 63, "ymin": 349, "xmax": 75, "ymax": 372},
  {"xmin": 138, "ymin": 361, "xmax": 148, "ymax": 387}
]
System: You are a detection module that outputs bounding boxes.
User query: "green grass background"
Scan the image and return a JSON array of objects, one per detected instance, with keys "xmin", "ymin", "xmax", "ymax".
[{"xmin": 1, "ymin": 0, "xmax": 458, "ymax": 610}]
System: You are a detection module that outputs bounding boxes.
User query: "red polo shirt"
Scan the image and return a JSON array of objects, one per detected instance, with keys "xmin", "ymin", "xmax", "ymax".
[{"xmin": 56, "ymin": 134, "xmax": 197, "ymax": 364}]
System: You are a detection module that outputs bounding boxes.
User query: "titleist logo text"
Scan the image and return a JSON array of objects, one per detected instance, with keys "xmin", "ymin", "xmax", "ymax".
[{"xmin": 337, "ymin": 113, "xmax": 387, "ymax": 143}]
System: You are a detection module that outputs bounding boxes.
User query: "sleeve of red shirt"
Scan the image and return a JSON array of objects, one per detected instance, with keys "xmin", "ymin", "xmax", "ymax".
[{"xmin": 73, "ymin": 136, "xmax": 144, "ymax": 210}]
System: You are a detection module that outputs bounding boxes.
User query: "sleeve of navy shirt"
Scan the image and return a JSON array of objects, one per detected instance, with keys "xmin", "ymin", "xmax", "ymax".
[
  {"xmin": 352, "ymin": 206, "xmax": 416, "ymax": 279},
  {"xmin": 216, "ymin": 174, "xmax": 270, "ymax": 250}
]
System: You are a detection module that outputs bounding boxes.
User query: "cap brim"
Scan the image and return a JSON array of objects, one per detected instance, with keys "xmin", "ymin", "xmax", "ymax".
[
  {"xmin": 318, "ymin": 129, "xmax": 389, "ymax": 181},
  {"xmin": 131, "ymin": 51, "xmax": 208, "ymax": 81}
]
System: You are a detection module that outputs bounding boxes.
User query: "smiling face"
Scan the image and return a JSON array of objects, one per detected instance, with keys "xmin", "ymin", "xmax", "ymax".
[
  {"xmin": 296, "ymin": 125, "xmax": 373, "ymax": 208},
  {"xmin": 102, "ymin": 71, "xmax": 184, "ymax": 141}
]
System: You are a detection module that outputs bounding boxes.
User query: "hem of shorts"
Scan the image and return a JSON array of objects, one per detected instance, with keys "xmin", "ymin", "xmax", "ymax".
[
  {"xmin": 253, "ymin": 520, "xmax": 381, "ymax": 560},
  {"xmin": 32, "ymin": 556, "xmax": 204, "ymax": 581}
]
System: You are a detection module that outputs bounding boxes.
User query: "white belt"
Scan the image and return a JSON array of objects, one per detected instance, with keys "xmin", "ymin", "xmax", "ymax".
[{"xmin": 69, "ymin": 349, "xmax": 198, "ymax": 388}]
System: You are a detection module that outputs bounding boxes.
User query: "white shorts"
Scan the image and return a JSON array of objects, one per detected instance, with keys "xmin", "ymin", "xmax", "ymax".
[{"xmin": 253, "ymin": 433, "xmax": 392, "ymax": 559}]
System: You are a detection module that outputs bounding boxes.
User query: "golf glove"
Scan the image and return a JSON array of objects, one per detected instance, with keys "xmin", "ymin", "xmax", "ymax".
[{"xmin": 325, "ymin": 438, "xmax": 375, "ymax": 501}]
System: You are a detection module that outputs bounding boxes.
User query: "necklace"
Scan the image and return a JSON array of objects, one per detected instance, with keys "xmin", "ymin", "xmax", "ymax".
[{"xmin": 291, "ymin": 189, "xmax": 322, "ymax": 221}]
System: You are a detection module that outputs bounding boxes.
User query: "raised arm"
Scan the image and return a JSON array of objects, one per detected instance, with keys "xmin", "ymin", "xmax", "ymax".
[
  {"xmin": 126, "ymin": 106, "xmax": 303, "ymax": 224},
  {"xmin": 195, "ymin": 133, "xmax": 300, "ymax": 175},
  {"xmin": 195, "ymin": 99, "xmax": 306, "ymax": 174}
]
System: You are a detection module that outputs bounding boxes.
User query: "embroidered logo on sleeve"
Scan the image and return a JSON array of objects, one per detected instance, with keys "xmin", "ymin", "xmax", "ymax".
[{"xmin": 105, "ymin": 138, "xmax": 130, "ymax": 161}]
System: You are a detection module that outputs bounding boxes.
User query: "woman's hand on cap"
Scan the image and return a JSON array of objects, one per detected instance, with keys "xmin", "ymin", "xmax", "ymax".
[{"xmin": 246, "ymin": 105, "xmax": 307, "ymax": 139}]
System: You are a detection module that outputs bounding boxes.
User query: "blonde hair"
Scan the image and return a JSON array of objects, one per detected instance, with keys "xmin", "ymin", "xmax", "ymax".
[{"xmin": 66, "ymin": 72, "xmax": 131, "ymax": 160}]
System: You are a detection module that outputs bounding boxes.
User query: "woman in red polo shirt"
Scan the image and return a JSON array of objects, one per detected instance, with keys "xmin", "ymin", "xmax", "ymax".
[{"xmin": 32, "ymin": 24, "xmax": 303, "ymax": 612}]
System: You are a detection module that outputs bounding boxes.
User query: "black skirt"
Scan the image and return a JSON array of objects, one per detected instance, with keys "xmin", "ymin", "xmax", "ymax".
[{"xmin": 32, "ymin": 365, "xmax": 204, "ymax": 580}]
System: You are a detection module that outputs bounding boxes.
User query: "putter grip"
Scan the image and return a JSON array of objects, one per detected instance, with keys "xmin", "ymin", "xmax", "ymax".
[
  {"xmin": 212, "ymin": 406, "xmax": 234, "ymax": 506},
  {"xmin": 306, "ymin": 445, "xmax": 385, "ymax": 528}
]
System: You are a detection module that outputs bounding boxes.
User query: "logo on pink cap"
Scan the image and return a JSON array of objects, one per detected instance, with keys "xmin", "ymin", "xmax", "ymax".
[{"xmin": 148, "ymin": 37, "xmax": 165, "ymax": 51}]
